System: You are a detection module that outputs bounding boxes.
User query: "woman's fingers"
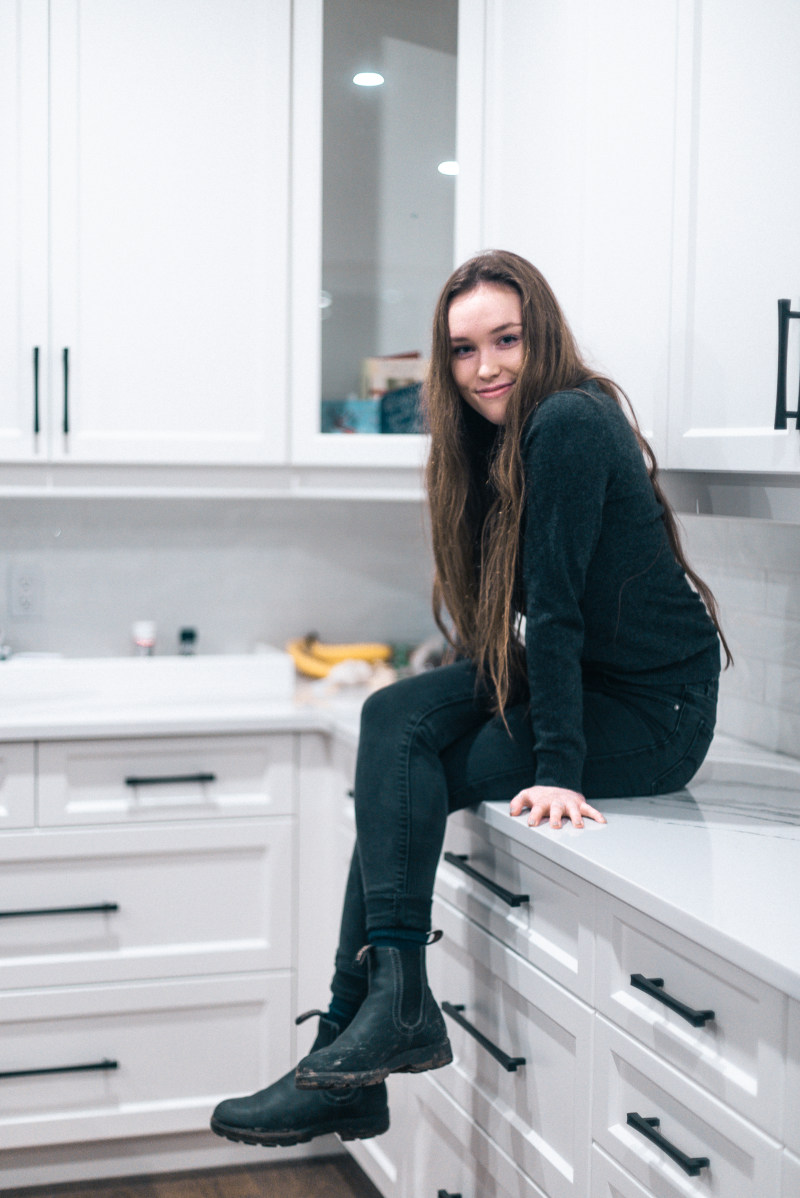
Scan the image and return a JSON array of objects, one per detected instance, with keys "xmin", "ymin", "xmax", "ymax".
[{"xmin": 509, "ymin": 785, "xmax": 607, "ymax": 829}]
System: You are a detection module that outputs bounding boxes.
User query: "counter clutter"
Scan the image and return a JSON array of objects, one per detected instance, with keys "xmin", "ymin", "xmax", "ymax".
[{"xmin": 0, "ymin": 653, "xmax": 798, "ymax": 1196}]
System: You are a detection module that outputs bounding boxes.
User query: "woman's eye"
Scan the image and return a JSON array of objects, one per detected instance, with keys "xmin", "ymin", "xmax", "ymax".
[
  {"xmin": 498, "ymin": 334, "xmax": 519, "ymax": 347},
  {"xmin": 452, "ymin": 345, "xmax": 473, "ymax": 358}
]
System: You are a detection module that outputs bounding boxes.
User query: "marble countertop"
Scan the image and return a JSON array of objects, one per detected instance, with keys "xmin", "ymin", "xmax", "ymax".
[{"xmin": 1, "ymin": 661, "xmax": 798, "ymax": 999}]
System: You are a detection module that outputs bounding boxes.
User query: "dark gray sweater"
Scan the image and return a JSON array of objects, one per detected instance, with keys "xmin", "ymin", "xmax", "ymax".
[{"xmin": 519, "ymin": 384, "xmax": 720, "ymax": 790}]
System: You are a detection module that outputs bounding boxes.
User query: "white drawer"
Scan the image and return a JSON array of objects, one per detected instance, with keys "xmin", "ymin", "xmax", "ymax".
[
  {"xmin": 591, "ymin": 1143, "xmax": 666, "ymax": 1197},
  {"xmin": 37, "ymin": 733, "xmax": 295, "ymax": 825},
  {"xmin": 595, "ymin": 896, "xmax": 785, "ymax": 1136},
  {"xmin": 0, "ymin": 972, "xmax": 291, "ymax": 1150},
  {"xmin": 593, "ymin": 1017, "xmax": 782, "ymax": 1198},
  {"xmin": 439, "ymin": 807, "xmax": 595, "ymax": 1001},
  {"xmin": 406, "ymin": 1073, "xmax": 548, "ymax": 1198},
  {"xmin": 0, "ymin": 820, "xmax": 293, "ymax": 987},
  {"xmin": 783, "ymin": 1149, "xmax": 800, "ymax": 1198},
  {"xmin": 429, "ymin": 895, "xmax": 592, "ymax": 1198},
  {"xmin": 786, "ymin": 1000, "xmax": 800, "ymax": 1155},
  {"xmin": 0, "ymin": 742, "xmax": 35, "ymax": 829}
]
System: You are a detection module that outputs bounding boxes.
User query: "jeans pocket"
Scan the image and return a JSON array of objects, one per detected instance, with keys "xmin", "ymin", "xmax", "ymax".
[{"xmin": 649, "ymin": 716, "xmax": 714, "ymax": 795}]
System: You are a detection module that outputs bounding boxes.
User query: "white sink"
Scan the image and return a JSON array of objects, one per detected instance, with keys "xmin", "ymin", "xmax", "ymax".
[{"xmin": 0, "ymin": 650, "xmax": 295, "ymax": 711}]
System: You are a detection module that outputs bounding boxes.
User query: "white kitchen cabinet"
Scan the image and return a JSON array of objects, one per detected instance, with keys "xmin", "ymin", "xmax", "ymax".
[
  {"xmin": 405, "ymin": 1073, "xmax": 548, "ymax": 1198},
  {"xmin": 595, "ymin": 895, "xmax": 785, "ymax": 1133},
  {"xmin": 0, "ymin": 0, "xmax": 48, "ymax": 460},
  {"xmin": 478, "ymin": 0, "xmax": 679, "ymax": 458},
  {"xmin": 289, "ymin": 0, "xmax": 463, "ymax": 470},
  {"xmin": 429, "ymin": 894, "xmax": 593, "ymax": 1198},
  {"xmin": 785, "ymin": 1000, "xmax": 800, "ymax": 1155},
  {"xmin": 36, "ymin": 733, "xmax": 294, "ymax": 826},
  {"xmin": 0, "ymin": 741, "xmax": 36, "ymax": 829},
  {"xmin": 0, "ymin": 973, "xmax": 292, "ymax": 1150},
  {"xmin": 783, "ymin": 1149, "xmax": 800, "ymax": 1198},
  {"xmin": 666, "ymin": 0, "xmax": 800, "ymax": 473},
  {"xmin": 1, "ymin": 0, "xmax": 291, "ymax": 467},
  {"xmin": 593, "ymin": 1016, "xmax": 782, "ymax": 1198}
]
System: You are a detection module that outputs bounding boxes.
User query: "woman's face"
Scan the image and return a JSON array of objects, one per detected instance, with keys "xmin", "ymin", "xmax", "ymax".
[{"xmin": 447, "ymin": 282, "xmax": 524, "ymax": 425}]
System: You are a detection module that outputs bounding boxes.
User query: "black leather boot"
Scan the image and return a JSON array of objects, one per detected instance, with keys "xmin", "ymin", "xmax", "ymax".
[
  {"xmin": 209, "ymin": 1010, "xmax": 390, "ymax": 1146},
  {"xmin": 294, "ymin": 941, "xmax": 452, "ymax": 1089}
]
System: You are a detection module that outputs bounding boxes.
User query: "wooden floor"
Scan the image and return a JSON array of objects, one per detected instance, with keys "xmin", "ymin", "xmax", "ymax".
[{"xmin": 0, "ymin": 1158, "xmax": 384, "ymax": 1198}]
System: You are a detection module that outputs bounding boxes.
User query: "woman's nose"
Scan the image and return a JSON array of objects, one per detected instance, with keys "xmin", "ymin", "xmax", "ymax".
[{"xmin": 478, "ymin": 352, "xmax": 499, "ymax": 378}]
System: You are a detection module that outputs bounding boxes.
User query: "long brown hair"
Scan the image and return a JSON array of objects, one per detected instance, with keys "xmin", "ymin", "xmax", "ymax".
[{"xmin": 424, "ymin": 249, "xmax": 731, "ymax": 717}]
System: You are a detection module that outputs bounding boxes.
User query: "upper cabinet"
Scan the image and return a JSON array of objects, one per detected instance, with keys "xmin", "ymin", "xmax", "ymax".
[
  {"xmin": 476, "ymin": 0, "xmax": 680, "ymax": 461},
  {"xmin": 290, "ymin": 0, "xmax": 459, "ymax": 467},
  {"xmin": 1, "ymin": 0, "xmax": 291, "ymax": 466},
  {"xmin": 666, "ymin": 0, "xmax": 800, "ymax": 472},
  {"xmin": 477, "ymin": 0, "xmax": 800, "ymax": 474}
]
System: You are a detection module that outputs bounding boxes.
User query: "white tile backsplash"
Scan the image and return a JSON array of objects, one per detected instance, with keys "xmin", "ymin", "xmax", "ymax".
[
  {"xmin": 0, "ymin": 499, "xmax": 798, "ymax": 762},
  {"xmin": 683, "ymin": 514, "xmax": 800, "ymax": 758}
]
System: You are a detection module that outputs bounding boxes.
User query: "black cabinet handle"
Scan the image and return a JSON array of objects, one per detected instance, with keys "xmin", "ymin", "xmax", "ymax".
[
  {"xmin": 443, "ymin": 852, "xmax": 529, "ymax": 908},
  {"xmin": 33, "ymin": 346, "xmax": 40, "ymax": 435},
  {"xmin": 62, "ymin": 347, "xmax": 69, "ymax": 434},
  {"xmin": 627, "ymin": 1112, "xmax": 710, "ymax": 1176},
  {"xmin": 0, "ymin": 903, "xmax": 118, "ymax": 920},
  {"xmin": 776, "ymin": 298, "xmax": 800, "ymax": 430},
  {"xmin": 437, "ymin": 1191, "xmax": 462, "ymax": 1197},
  {"xmin": 124, "ymin": 772, "xmax": 216, "ymax": 787},
  {"xmin": 630, "ymin": 974, "xmax": 715, "ymax": 1027},
  {"xmin": 441, "ymin": 1002, "xmax": 526, "ymax": 1072},
  {"xmin": 0, "ymin": 1059, "xmax": 118, "ymax": 1081}
]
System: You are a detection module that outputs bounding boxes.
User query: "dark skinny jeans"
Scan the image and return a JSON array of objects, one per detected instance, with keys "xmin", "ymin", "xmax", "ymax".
[{"xmin": 331, "ymin": 658, "xmax": 718, "ymax": 1009}]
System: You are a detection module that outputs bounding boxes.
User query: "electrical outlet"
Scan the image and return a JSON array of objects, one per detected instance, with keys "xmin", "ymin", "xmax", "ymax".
[{"xmin": 9, "ymin": 564, "xmax": 44, "ymax": 619}]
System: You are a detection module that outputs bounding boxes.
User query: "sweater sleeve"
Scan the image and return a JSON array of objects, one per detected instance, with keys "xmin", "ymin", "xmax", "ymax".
[{"xmin": 521, "ymin": 392, "xmax": 612, "ymax": 790}]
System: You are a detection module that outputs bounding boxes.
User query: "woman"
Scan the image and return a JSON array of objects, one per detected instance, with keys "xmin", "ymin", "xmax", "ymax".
[{"xmin": 210, "ymin": 250, "xmax": 727, "ymax": 1147}]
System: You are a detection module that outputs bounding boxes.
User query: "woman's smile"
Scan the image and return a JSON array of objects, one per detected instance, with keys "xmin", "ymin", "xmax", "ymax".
[{"xmin": 448, "ymin": 282, "xmax": 524, "ymax": 425}]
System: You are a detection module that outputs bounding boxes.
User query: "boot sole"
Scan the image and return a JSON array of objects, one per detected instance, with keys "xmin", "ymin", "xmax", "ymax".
[
  {"xmin": 209, "ymin": 1110, "xmax": 390, "ymax": 1147},
  {"xmin": 295, "ymin": 1039, "xmax": 453, "ymax": 1089}
]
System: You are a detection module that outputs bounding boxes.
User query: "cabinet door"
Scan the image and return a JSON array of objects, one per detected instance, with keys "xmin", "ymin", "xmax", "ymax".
[
  {"xmin": 480, "ymin": 0, "xmax": 679, "ymax": 457},
  {"xmin": 0, "ymin": 0, "xmax": 48, "ymax": 461},
  {"xmin": 0, "ymin": 973, "xmax": 291, "ymax": 1150},
  {"xmin": 667, "ymin": 0, "xmax": 800, "ymax": 471},
  {"xmin": 48, "ymin": 0, "xmax": 290, "ymax": 464},
  {"xmin": 0, "ymin": 742, "xmax": 35, "ymax": 830}
]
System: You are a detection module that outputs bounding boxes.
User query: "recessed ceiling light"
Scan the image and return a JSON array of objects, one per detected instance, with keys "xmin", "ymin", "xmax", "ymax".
[
  {"xmin": 353, "ymin": 71, "xmax": 385, "ymax": 87},
  {"xmin": 437, "ymin": 160, "xmax": 459, "ymax": 176}
]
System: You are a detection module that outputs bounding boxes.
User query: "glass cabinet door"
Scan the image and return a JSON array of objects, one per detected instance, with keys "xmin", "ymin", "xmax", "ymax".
[{"xmin": 291, "ymin": 0, "xmax": 459, "ymax": 467}]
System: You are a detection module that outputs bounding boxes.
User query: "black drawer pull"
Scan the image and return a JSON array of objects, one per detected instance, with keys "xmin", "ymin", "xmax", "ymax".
[
  {"xmin": 630, "ymin": 974, "xmax": 715, "ymax": 1027},
  {"xmin": 0, "ymin": 903, "xmax": 118, "ymax": 920},
  {"xmin": 0, "ymin": 1059, "xmax": 118, "ymax": 1080},
  {"xmin": 33, "ymin": 346, "xmax": 40, "ymax": 435},
  {"xmin": 441, "ymin": 1002, "xmax": 526, "ymax": 1072},
  {"xmin": 776, "ymin": 298, "xmax": 800, "ymax": 430},
  {"xmin": 627, "ymin": 1112, "xmax": 710, "ymax": 1176},
  {"xmin": 125, "ymin": 772, "xmax": 216, "ymax": 787},
  {"xmin": 62, "ymin": 346, "xmax": 69, "ymax": 434},
  {"xmin": 437, "ymin": 1191, "xmax": 462, "ymax": 1197},
  {"xmin": 443, "ymin": 853, "xmax": 529, "ymax": 907}
]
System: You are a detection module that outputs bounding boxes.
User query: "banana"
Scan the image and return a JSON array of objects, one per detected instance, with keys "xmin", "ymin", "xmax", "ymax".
[
  {"xmin": 286, "ymin": 635, "xmax": 393, "ymax": 678},
  {"xmin": 286, "ymin": 638, "xmax": 333, "ymax": 678},
  {"xmin": 305, "ymin": 636, "xmax": 392, "ymax": 665}
]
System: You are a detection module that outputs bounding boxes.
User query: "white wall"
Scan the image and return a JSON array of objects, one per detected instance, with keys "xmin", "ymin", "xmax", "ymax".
[
  {"xmin": 1, "ymin": 496, "xmax": 797, "ymax": 762},
  {"xmin": 0, "ymin": 497, "xmax": 437, "ymax": 659}
]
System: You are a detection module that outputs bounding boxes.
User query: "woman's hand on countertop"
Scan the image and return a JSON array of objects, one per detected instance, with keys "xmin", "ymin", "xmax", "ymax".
[{"xmin": 509, "ymin": 785, "xmax": 607, "ymax": 830}]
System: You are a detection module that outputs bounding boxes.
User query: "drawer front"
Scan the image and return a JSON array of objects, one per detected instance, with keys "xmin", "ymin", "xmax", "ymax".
[
  {"xmin": 0, "ymin": 742, "xmax": 35, "ymax": 829},
  {"xmin": 783, "ymin": 1150, "xmax": 800, "ymax": 1198},
  {"xmin": 593, "ymin": 1017, "xmax": 782, "ymax": 1198},
  {"xmin": 429, "ymin": 895, "xmax": 592, "ymax": 1198},
  {"xmin": 0, "ymin": 972, "xmax": 291, "ymax": 1150},
  {"xmin": 439, "ymin": 807, "xmax": 594, "ymax": 1000},
  {"xmin": 406, "ymin": 1074, "xmax": 548, "ymax": 1198},
  {"xmin": 595, "ymin": 896, "xmax": 785, "ymax": 1135},
  {"xmin": 0, "ymin": 820, "xmax": 293, "ymax": 987},
  {"xmin": 38, "ymin": 734, "xmax": 295, "ymax": 825},
  {"xmin": 786, "ymin": 1000, "xmax": 800, "ymax": 1154},
  {"xmin": 591, "ymin": 1143, "xmax": 665, "ymax": 1197}
]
